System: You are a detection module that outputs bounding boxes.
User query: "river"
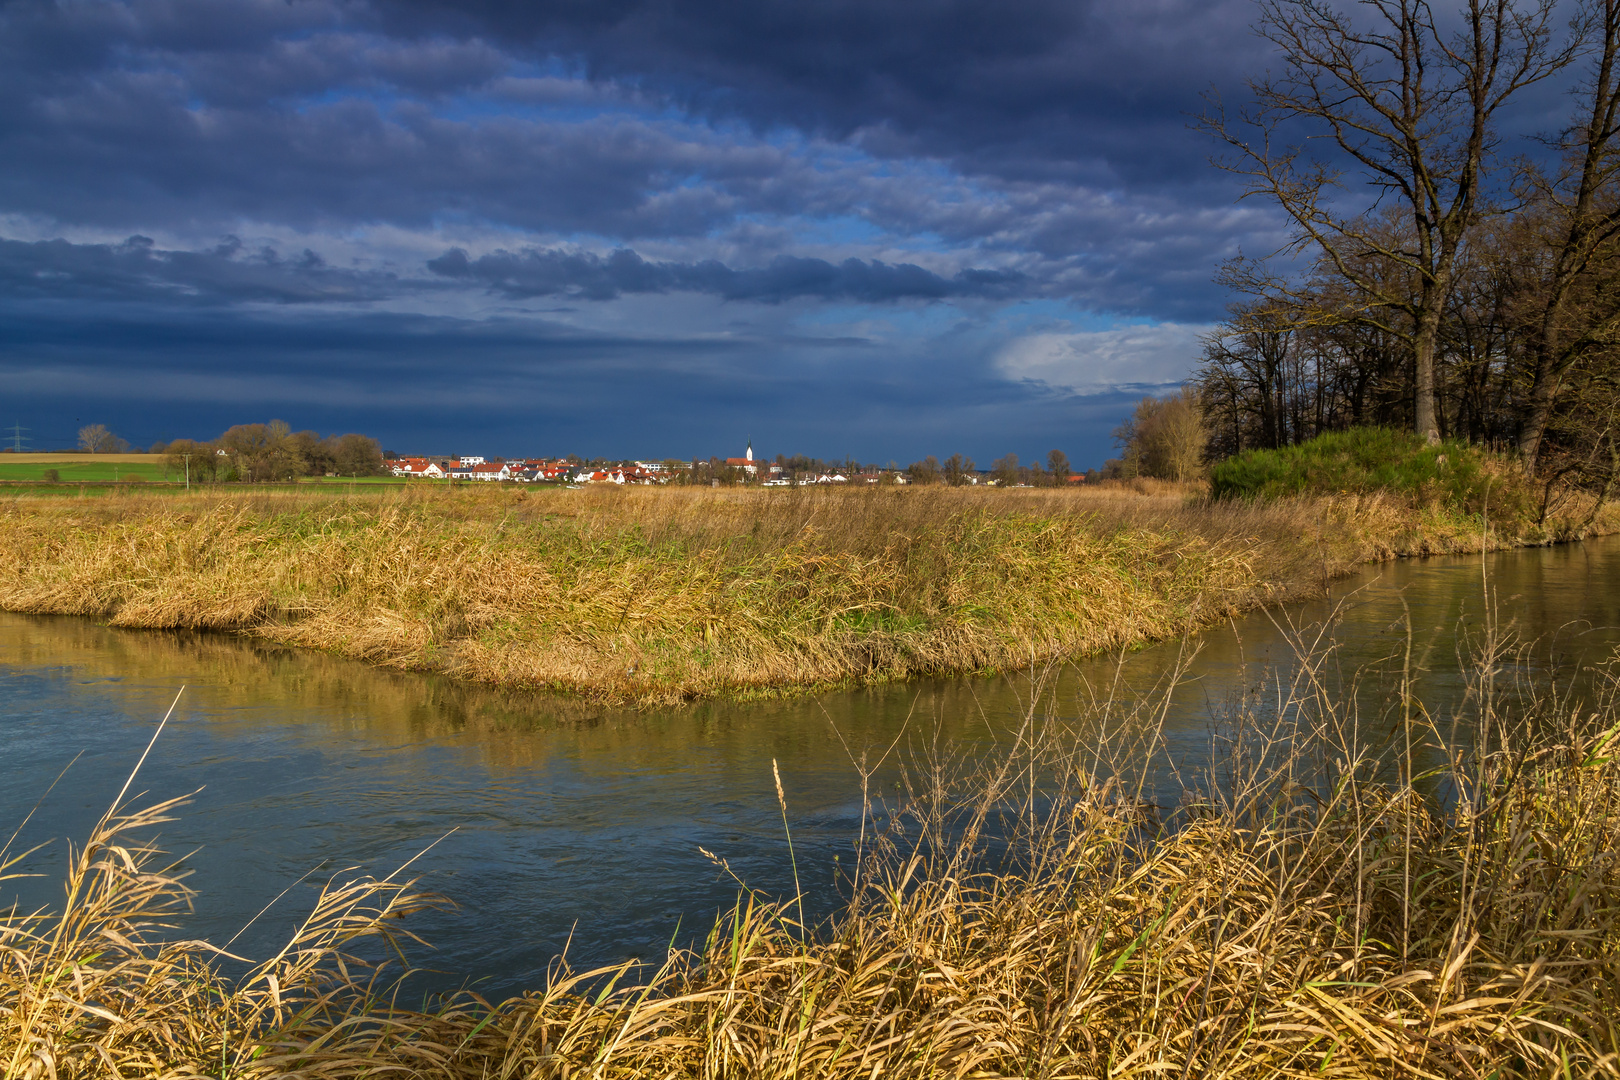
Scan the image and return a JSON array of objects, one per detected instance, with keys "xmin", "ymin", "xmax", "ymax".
[{"xmin": 3, "ymin": 535, "xmax": 1618, "ymax": 1000}]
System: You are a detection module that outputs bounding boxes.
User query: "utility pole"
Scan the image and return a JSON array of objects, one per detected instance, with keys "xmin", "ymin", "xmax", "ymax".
[
  {"xmin": 8, "ymin": 423, "xmax": 28, "ymax": 453},
  {"xmin": 183, "ymin": 453, "xmax": 191, "ymax": 492}
]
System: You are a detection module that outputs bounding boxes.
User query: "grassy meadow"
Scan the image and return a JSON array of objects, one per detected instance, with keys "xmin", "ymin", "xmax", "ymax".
[
  {"xmin": 0, "ymin": 438, "xmax": 1614, "ymax": 704},
  {"xmin": 0, "ymin": 453, "xmax": 172, "ymax": 483},
  {"xmin": 0, "ymin": 453, "xmax": 416, "ymax": 487},
  {"xmin": 9, "ymin": 626, "xmax": 1620, "ymax": 1077}
]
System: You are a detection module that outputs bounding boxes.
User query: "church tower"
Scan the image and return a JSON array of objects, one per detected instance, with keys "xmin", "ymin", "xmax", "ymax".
[{"xmin": 746, "ymin": 438, "xmax": 753, "ymax": 463}]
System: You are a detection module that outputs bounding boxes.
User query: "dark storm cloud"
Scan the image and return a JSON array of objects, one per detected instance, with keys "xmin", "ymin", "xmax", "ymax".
[
  {"xmin": 428, "ymin": 245, "xmax": 1028, "ymax": 303},
  {"xmin": 0, "ymin": 0, "xmax": 771, "ymax": 235},
  {"xmin": 1, "ymin": 0, "xmax": 1268, "ymax": 198},
  {"xmin": 0, "ymin": 235, "xmax": 397, "ymax": 305},
  {"xmin": 0, "ymin": 0, "xmax": 1284, "ymax": 457},
  {"xmin": 0, "ymin": 86, "xmax": 783, "ymax": 236},
  {"xmin": 0, "ymin": 0, "xmax": 1281, "ymax": 326},
  {"xmin": 0, "ymin": 304, "xmax": 730, "ymax": 377},
  {"xmin": 0, "ymin": 231, "xmax": 1039, "ymax": 309},
  {"xmin": 0, "ymin": 298, "xmax": 1133, "ymax": 466},
  {"xmin": 375, "ymin": 0, "xmax": 1264, "ymax": 187},
  {"xmin": 0, "ymin": 0, "xmax": 1265, "ymax": 226}
]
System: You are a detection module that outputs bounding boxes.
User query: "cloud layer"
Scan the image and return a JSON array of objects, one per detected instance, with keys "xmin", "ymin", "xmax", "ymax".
[
  {"xmin": 0, "ymin": 0, "xmax": 1293, "ymax": 460},
  {"xmin": 996, "ymin": 324, "xmax": 1213, "ymax": 395},
  {"xmin": 427, "ymin": 246, "xmax": 1028, "ymax": 303}
]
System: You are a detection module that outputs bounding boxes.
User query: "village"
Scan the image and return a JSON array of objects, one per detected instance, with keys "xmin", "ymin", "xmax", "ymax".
[
  {"xmin": 386, "ymin": 441, "xmax": 1096, "ymax": 487},
  {"xmin": 386, "ymin": 443, "xmax": 891, "ymax": 486}
]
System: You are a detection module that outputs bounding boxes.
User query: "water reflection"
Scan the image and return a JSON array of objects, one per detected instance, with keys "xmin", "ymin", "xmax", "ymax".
[{"xmin": 2, "ymin": 535, "xmax": 1617, "ymax": 998}]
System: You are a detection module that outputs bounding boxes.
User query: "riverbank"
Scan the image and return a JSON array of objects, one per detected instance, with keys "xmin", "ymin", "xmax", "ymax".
[{"xmin": 0, "ymin": 475, "xmax": 1613, "ymax": 705}]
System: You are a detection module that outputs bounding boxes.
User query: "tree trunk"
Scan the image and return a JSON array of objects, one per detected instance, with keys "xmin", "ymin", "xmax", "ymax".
[
  {"xmin": 1413, "ymin": 300, "xmax": 1443, "ymax": 443},
  {"xmin": 1517, "ymin": 321, "xmax": 1563, "ymax": 469}
]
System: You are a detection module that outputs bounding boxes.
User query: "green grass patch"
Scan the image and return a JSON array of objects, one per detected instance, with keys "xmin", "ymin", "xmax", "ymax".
[
  {"xmin": 0, "ymin": 458, "xmax": 170, "ymax": 482},
  {"xmin": 295, "ymin": 475, "xmax": 409, "ymax": 485},
  {"xmin": 1210, "ymin": 428, "xmax": 1529, "ymax": 518},
  {"xmin": 831, "ymin": 609, "xmax": 930, "ymax": 635}
]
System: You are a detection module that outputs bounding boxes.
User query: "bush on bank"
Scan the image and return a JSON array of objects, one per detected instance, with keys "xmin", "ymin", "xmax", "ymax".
[{"xmin": 1210, "ymin": 427, "xmax": 1534, "ymax": 520}]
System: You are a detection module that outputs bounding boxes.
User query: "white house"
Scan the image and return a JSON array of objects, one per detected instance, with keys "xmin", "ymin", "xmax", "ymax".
[{"xmin": 465, "ymin": 462, "xmax": 511, "ymax": 481}]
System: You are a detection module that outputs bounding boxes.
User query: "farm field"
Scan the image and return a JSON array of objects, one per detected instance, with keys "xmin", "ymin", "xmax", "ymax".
[
  {"xmin": 0, "ymin": 453, "xmax": 172, "ymax": 482},
  {"xmin": 0, "ymin": 455, "xmax": 420, "ymax": 486}
]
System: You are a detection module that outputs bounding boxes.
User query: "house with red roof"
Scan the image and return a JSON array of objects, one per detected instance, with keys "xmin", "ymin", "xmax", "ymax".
[{"xmin": 467, "ymin": 462, "xmax": 511, "ymax": 481}]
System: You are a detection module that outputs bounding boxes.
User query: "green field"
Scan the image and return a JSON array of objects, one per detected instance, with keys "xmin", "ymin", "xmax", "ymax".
[
  {"xmin": 0, "ymin": 455, "xmax": 415, "ymax": 485},
  {"xmin": 0, "ymin": 454, "xmax": 172, "ymax": 482}
]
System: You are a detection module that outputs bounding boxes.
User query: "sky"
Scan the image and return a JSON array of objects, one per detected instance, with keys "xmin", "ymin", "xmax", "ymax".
[{"xmin": 0, "ymin": 0, "xmax": 1488, "ymax": 464}]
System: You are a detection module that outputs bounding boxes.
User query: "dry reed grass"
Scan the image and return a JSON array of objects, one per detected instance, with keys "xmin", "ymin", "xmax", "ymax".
[
  {"xmin": 0, "ymin": 483, "xmax": 1613, "ymax": 704},
  {"xmin": 0, "ymin": 696, "xmax": 445, "ymax": 1080},
  {"xmin": 8, "ymin": 609, "xmax": 1620, "ymax": 1078}
]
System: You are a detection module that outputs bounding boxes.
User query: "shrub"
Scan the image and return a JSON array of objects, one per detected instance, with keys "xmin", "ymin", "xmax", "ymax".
[{"xmin": 1211, "ymin": 427, "xmax": 1532, "ymax": 518}]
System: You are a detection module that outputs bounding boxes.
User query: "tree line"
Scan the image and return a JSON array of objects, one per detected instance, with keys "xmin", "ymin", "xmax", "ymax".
[
  {"xmin": 1180, "ymin": 0, "xmax": 1620, "ymax": 493},
  {"xmin": 668, "ymin": 451, "xmax": 1077, "ymax": 486},
  {"xmin": 156, "ymin": 422, "xmax": 383, "ymax": 482}
]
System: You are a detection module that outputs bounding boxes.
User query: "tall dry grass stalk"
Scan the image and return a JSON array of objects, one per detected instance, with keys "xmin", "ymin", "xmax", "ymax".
[
  {"xmin": 3, "ymin": 483, "xmax": 1610, "ymax": 704},
  {"xmin": 0, "ymin": 694, "xmax": 446, "ymax": 1080},
  {"xmin": 7, "ymin": 612, "xmax": 1620, "ymax": 1077}
]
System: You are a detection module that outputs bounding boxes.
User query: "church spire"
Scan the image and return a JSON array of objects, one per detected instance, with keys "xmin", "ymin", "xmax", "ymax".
[{"xmin": 746, "ymin": 437, "xmax": 753, "ymax": 462}]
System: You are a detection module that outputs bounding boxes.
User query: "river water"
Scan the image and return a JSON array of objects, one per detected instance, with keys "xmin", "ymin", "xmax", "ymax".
[{"xmin": 3, "ymin": 536, "xmax": 1618, "ymax": 999}]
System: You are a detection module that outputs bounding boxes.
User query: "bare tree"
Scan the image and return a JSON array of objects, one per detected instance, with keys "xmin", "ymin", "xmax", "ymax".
[
  {"xmin": 1115, "ymin": 388, "xmax": 1210, "ymax": 481},
  {"xmin": 1512, "ymin": 0, "xmax": 1620, "ymax": 467},
  {"xmin": 1046, "ymin": 449, "xmax": 1071, "ymax": 483},
  {"xmin": 331, "ymin": 433, "xmax": 384, "ymax": 476},
  {"xmin": 1206, "ymin": 0, "xmax": 1579, "ymax": 442},
  {"xmin": 163, "ymin": 439, "xmax": 212, "ymax": 482},
  {"xmin": 1200, "ymin": 300, "xmax": 1302, "ymax": 451},
  {"xmin": 77, "ymin": 424, "xmax": 129, "ymax": 454},
  {"xmin": 76, "ymin": 424, "xmax": 107, "ymax": 453},
  {"xmin": 941, "ymin": 453, "xmax": 977, "ymax": 486},
  {"xmin": 216, "ymin": 419, "xmax": 307, "ymax": 481},
  {"xmin": 907, "ymin": 456, "xmax": 942, "ymax": 484}
]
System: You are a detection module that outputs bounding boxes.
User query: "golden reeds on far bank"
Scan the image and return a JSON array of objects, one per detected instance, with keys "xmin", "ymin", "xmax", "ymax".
[
  {"xmin": 7, "ymin": 617, "xmax": 1620, "ymax": 1077},
  {"xmin": 0, "ymin": 480, "xmax": 1613, "ymax": 704}
]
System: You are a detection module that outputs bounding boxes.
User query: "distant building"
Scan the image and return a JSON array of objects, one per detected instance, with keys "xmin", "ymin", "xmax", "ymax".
[{"xmin": 724, "ymin": 439, "xmax": 760, "ymax": 478}]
